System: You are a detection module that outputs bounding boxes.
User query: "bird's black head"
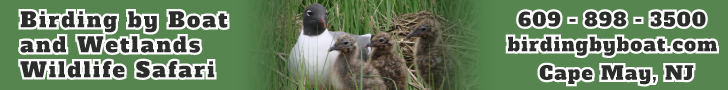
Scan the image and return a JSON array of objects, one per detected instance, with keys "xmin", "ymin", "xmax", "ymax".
[{"xmin": 303, "ymin": 3, "xmax": 328, "ymax": 36}]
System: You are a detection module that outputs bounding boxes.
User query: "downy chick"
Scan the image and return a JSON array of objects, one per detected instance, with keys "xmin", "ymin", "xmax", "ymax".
[
  {"xmin": 329, "ymin": 34, "xmax": 386, "ymax": 90},
  {"xmin": 367, "ymin": 32, "xmax": 408, "ymax": 90},
  {"xmin": 406, "ymin": 19, "xmax": 447, "ymax": 90}
]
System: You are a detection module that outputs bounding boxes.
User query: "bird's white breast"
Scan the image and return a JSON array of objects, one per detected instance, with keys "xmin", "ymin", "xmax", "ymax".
[{"xmin": 288, "ymin": 29, "xmax": 338, "ymax": 88}]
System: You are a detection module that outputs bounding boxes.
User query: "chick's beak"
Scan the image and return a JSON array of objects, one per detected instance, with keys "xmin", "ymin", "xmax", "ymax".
[
  {"xmin": 365, "ymin": 43, "xmax": 375, "ymax": 48},
  {"xmin": 406, "ymin": 30, "xmax": 420, "ymax": 38},
  {"xmin": 328, "ymin": 46, "xmax": 339, "ymax": 52}
]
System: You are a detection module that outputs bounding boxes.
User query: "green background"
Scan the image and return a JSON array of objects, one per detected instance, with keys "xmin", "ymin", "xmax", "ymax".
[
  {"xmin": 1, "ymin": 0, "xmax": 263, "ymax": 89},
  {"xmin": 2, "ymin": 0, "xmax": 725, "ymax": 90},
  {"xmin": 477, "ymin": 0, "xmax": 724, "ymax": 89}
]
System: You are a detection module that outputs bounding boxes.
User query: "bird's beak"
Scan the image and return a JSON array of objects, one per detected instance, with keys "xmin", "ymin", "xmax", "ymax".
[
  {"xmin": 365, "ymin": 43, "xmax": 376, "ymax": 48},
  {"xmin": 406, "ymin": 30, "xmax": 421, "ymax": 38},
  {"xmin": 328, "ymin": 46, "xmax": 339, "ymax": 52},
  {"xmin": 318, "ymin": 18, "xmax": 326, "ymax": 28}
]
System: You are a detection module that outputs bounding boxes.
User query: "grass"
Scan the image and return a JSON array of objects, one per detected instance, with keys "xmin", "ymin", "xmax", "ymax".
[{"xmin": 255, "ymin": 0, "xmax": 478, "ymax": 89}]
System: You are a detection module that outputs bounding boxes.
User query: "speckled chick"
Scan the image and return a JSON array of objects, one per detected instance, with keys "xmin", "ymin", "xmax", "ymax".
[
  {"xmin": 329, "ymin": 34, "xmax": 386, "ymax": 90},
  {"xmin": 366, "ymin": 32, "xmax": 409, "ymax": 90},
  {"xmin": 407, "ymin": 19, "xmax": 447, "ymax": 90}
]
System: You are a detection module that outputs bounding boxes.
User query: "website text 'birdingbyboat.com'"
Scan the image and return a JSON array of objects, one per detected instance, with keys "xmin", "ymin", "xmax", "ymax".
[{"xmin": 506, "ymin": 34, "xmax": 719, "ymax": 58}]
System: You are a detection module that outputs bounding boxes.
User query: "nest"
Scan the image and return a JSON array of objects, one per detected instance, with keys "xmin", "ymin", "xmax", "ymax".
[{"xmin": 383, "ymin": 11, "xmax": 448, "ymax": 70}]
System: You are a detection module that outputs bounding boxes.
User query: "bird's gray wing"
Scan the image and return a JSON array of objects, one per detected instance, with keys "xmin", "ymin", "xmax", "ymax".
[
  {"xmin": 356, "ymin": 34, "xmax": 371, "ymax": 60},
  {"xmin": 330, "ymin": 31, "xmax": 372, "ymax": 60}
]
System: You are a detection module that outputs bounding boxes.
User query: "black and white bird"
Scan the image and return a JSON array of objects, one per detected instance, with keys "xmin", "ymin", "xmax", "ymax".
[{"xmin": 288, "ymin": 3, "xmax": 371, "ymax": 89}]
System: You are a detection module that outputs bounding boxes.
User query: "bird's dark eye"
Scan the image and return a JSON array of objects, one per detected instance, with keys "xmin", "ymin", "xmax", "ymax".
[
  {"xmin": 343, "ymin": 42, "xmax": 349, "ymax": 45},
  {"xmin": 306, "ymin": 10, "xmax": 312, "ymax": 16},
  {"xmin": 420, "ymin": 25, "xmax": 428, "ymax": 31},
  {"xmin": 378, "ymin": 39, "xmax": 385, "ymax": 42}
]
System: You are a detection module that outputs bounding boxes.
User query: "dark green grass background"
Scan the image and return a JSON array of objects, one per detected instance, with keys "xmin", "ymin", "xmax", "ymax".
[
  {"xmin": 477, "ymin": 0, "xmax": 725, "ymax": 89},
  {"xmin": 0, "ymin": 0, "xmax": 263, "ymax": 89},
  {"xmin": 1, "ymin": 0, "xmax": 725, "ymax": 89}
]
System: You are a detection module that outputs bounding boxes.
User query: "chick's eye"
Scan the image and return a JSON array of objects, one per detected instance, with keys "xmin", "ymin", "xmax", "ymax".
[
  {"xmin": 343, "ymin": 42, "xmax": 349, "ymax": 45},
  {"xmin": 378, "ymin": 39, "xmax": 385, "ymax": 42}
]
